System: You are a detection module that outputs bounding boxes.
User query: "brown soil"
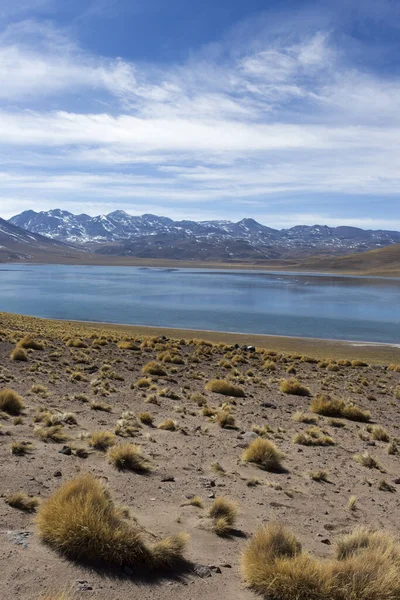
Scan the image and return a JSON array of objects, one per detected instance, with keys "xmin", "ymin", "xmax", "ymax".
[{"xmin": 0, "ymin": 312, "xmax": 399, "ymax": 599}]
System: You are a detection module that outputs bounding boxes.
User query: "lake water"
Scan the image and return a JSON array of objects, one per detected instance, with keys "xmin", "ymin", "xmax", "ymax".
[{"xmin": 0, "ymin": 264, "xmax": 399, "ymax": 343}]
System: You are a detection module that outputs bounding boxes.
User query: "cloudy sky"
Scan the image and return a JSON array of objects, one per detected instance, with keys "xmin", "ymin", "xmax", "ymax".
[{"xmin": 0, "ymin": 0, "xmax": 399, "ymax": 229}]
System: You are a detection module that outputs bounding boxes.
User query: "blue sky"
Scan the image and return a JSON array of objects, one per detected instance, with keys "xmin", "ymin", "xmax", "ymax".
[{"xmin": 0, "ymin": 0, "xmax": 400, "ymax": 229}]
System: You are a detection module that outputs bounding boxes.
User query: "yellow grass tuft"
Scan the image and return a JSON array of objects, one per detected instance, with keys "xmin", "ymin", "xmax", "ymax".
[
  {"xmin": 216, "ymin": 410, "xmax": 236, "ymax": 428},
  {"xmin": 310, "ymin": 395, "xmax": 370, "ymax": 422},
  {"xmin": 117, "ymin": 340, "xmax": 140, "ymax": 350},
  {"xmin": 205, "ymin": 379, "xmax": 245, "ymax": 397},
  {"xmin": 6, "ymin": 491, "xmax": 39, "ymax": 512},
  {"xmin": 242, "ymin": 438, "xmax": 284, "ymax": 471},
  {"xmin": 293, "ymin": 426, "xmax": 335, "ymax": 446},
  {"xmin": 138, "ymin": 412, "xmax": 153, "ymax": 425},
  {"xmin": 141, "ymin": 361, "xmax": 167, "ymax": 376},
  {"xmin": 157, "ymin": 418, "xmax": 176, "ymax": 431},
  {"xmin": 10, "ymin": 346, "xmax": 28, "ymax": 361},
  {"xmin": 353, "ymin": 451, "xmax": 383, "ymax": 471},
  {"xmin": 18, "ymin": 335, "xmax": 45, "ymax": 350},
  {"xmin": 108, "ymin": 443, "xmax": 151, "ymax": 472},
  {"xmin": 34, "ymin": 425, "xmax": 69, "ymax": 443},
  {"xmin": 11, "ymin": 440, "xmax": 34, "ymax": 455},
  {"xmin": 209, "ymin": 497, "xmax": 237, "ymax": 536},
  {"xmin": 0, "ymin": 388, "xmax": 25, "ymax": 415},
  {"xmin": 88, "ymin": 430, "xmax": 116, "ymax": 451},
  {"xmin": 36, "ymin": 474, "xmax": 187, "ymax": 569},
  {"xmin": 280, "ymin": 379, "xmax": 311, "ymax": 396}
]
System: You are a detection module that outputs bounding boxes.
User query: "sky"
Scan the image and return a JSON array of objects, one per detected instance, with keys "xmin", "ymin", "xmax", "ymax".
[{"xmin": 0, "ymin": 0, "xmax": 400, "ymax": 229}]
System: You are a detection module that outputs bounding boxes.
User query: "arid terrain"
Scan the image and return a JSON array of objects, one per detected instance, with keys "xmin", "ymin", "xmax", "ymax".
[{"xmin": 1, "ymin": 312, "xmax": 400, "ymax": 600}]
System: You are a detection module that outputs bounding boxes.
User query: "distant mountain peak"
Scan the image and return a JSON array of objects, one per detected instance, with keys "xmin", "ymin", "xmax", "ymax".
[{"xmin": 7, "ymin": 209, "xmax": 400, "ymax": 259}]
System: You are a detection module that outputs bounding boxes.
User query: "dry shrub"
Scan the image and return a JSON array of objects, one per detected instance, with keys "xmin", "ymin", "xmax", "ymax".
[
  {"xmin": 353, "ymin": 451, "xmax": 384, "ymax": 471},
  {"xmin": 11, "ymin": 440, "xmax": 34, "ymax": 455},
  {"xmin": 190, "ymin": 392, "xmax": 207, "ymax": 406},
  {"xmin": 209, "ymin": 497, "xmax": 237, "ymax": 536},
  {"xmin": 293, "ymin": 426, "xmax": 335, "ymax": 446},
  {"xmin": 370, "ymin": 425, "xmax": 390, "ymax": 442},
  {"xmin": 264, "ymin": 360, "xmax": 277, "ymax": 371},
  {"xmin": 205, "ymin": 379, "xmax": 245, "ymax": 397},
  {"xmin": 10, "ymin": 346, "xmax": 28, "ymax": 361},
  {"xmin": 0, "ymin": 388, "xmax": 25, "ymax": 415},
  {"xmin": 142, "ymin": 361, "xmax": 167, "ymax": 376},
  {"xmin": 242, "ymin": 438, "xmax": 284, "ymax": 471},
  {"xmin": 242, "ymin": 523, "xmax": 400, "ymax": 600},
  {"xmin": 6, "ymin": 491, "xmax": 39, "ymax": 512},
  {"xmin": 280, "ymin": 379, "xmax": 311, "ymax": 397},
  {"xmin": 66, "ymin": 338, "xmax": 88, "ymax": 348},
  {"xmin": 108, "ymin": 443, "xmax": 151, "ymax": 472},
  {"xmin": 90, "ymin": 401, "xmax": 112, "ymax": 412},
  {"xmin": 117, "ymin": 340, "xmax": 140, "ymax": 351},
  {"xmin": 88, "ymin": 431, "xmax": 116, "ymax": 451},
  {"xmin": 292, "ymin": 411, "xmax": 318, "ymax": 424},
  {"xmin": 34, "ymin": 425, "xmax": 69, "ymax": 443},
  {"xmin": 138, "ymin": 412, "xmax": 153, "ymax": 425},
  {"xmin": 36, "ymin": 474, "xmax": 187, "ymax": 569},
  {"xmin": 18, "ymin": 335, "xmax": 45, "ymax": 350},
  {"xmin": 217, "ymin": 410, "xmax": 236, "ymax": 429},
  {"xmin": 311, "ymin": 395, "xmax": 370, "ymax": 422},
  {"xmin": 157, "ymin": 418, "xmax": 176, "ymax": 431},
  {"xmin": 136, "ymin": 377, "xmax": 152, "ymax": 389},
  {"xmin": 309, "ymin": 470, "xmax": 329, "ymax": 482}
]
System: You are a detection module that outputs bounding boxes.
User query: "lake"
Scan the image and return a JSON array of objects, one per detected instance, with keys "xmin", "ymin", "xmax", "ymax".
[{"xmin": 0, "ymin": 264, "xmax": 399, "ymax": 343}]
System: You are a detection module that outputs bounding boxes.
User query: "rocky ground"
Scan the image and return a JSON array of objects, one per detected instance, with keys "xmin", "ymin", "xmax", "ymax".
[{"xmin": 0, "ymin": 313, "xmax": 399, "ymax": 600}]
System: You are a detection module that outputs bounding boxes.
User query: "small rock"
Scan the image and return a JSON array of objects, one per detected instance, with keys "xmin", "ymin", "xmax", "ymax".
[
  {"xmin": 59, "ymin": 446, "xmax": 72, "ymax": 455},
  {"xmin": 193, "ymin": 564, "xmax": 212, "ymax": 578},
  {"xmin": 76, "ymin": 580, "xmax": 93, "ymax": 591},
  {"xmin": 161, "ymin": 475, "xmax": 175, "ymax": 482},
  {"xmin": 260, "ymin": 402, "xmax": 277, "ymax": 409},
  {"xmin": 53, "ymin": 470, "xmax": 62, "ymax": 477},
  {"xmin": 221, "ymin": 563, "xmax": 232, "ymax": 568},
  {"xmin": 320, "ymin": 538, "xmax": 331, "ymax": 545}
]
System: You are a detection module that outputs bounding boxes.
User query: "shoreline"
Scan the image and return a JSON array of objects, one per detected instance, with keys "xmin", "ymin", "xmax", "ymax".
[
  {"xmin": 1, "ymin": 254, "xmax": 399, "ymax": 278},
  {"xmin": 2, "ymin": 311, "xmax": 400, "ymax": 364}
]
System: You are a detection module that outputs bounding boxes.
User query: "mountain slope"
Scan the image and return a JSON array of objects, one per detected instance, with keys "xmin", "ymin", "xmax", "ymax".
[
  {"xmin": 0, "ymin": 218, "xmax": 81, "ymax": 261},
  {"xmin": 9, "ymin": 209, "xmax": 400, "ymax": 258}
]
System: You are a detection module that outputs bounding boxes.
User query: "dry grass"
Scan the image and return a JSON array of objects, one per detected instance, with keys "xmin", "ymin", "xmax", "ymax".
[
  {"xmin": 141, "ymin": 361, "xmax": 167, "ymax": 376},
  {"xmin": 6, "ymin": 491, "xmax": 39, "ymax": 512},
  {"xmin": 108, "ymin": 443, "xmax": 151, "ymax": 472},
  {"xmin": 370, "ymin": 424, "xmax": 390, "ymax": 442},
  {"xmin": 157, "ymin": 418, "xmax": 176, "ymax": 431},
  {"xmin": 293, "ymin": 426, "xmax": 335, "ymax": 446},
  {"xmin": 209, "ymin": 496, "xmax": 237, "ymax": 536},
  {"xmin": 216, "ymin": 410, "xmax": 236, "ymax": 429},
  {"xmin": 292, "ymin": 411, "xmax": 318, "ymax": 424},
  {"xmin": 117, "ymin": 340, "xmax": 140, "ymax": 350},
  {"xmin": 242, "ymin": 438, "xmax": 284, "ymax": 471},
  {"xmin": 242, "ymin": 523, "xmax": 400, "ymax": 600},
  {"xmin": 309, "ymin": 470, "xmax": 329, "ymax": 482},
  {"xmin": 0, "ymin": 388, "xmax": 25, "ymax": 415},
  {"xmin": 18, "ymin": 335, "xmax": 45, "ymax": 350},
  {"xmin": 205, "ymin": 379, "xmax": 245, "ymax": 397},
  {"xmin": 90, "ymin": 401, "xmax": 112, "ymax": 412},
  {"xmin": 34, "ymin": 425, "xmax": 69, "ymax": 443},
  {"xmin": 280, "ymin": 379, "xmax": 311, "ymax": 396},
  {"xmin": 182, "ymin": 496, "xmax": 203, "ymax": 508},
  {"xmin": 36, "ymin": 474, "xmax": 187, "ymax": 569},
  {"xmin": 310, "ymin": 395, "xmax": 371, "ymax": 422},
  {"xmin": 88, "ymin": 430, "xmax": 116, "ymax": 451},
  {"xmin": 10, "ymin": 346, "xmax": 28, "ymax": 361},
  {"xmin": 353, "ymin": 451, "xmax": 384, "ymax": 471},
  {"xmin": 11, "ymin": 440, "xmax": 34, "ymax": 455},
  {"xmin": 138, "ymin": 412, "xmax": 153, "ymax": 425}
]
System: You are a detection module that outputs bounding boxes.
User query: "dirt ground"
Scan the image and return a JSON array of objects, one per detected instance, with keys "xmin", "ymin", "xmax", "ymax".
[{"xmin": 0, "ymin": 312, "xmax": 399, "ymax": 600}]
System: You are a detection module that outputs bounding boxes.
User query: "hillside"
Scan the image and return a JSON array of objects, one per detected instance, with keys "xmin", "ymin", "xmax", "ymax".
[
  {"xmin": 0, "ymin": 218, "xmax": 82, "ymax": 262},
  {"xmin": 297, "ymin": 243, "xmax": 400, "ymax": 277},
  {"xmin": 0, "ymin": 312, "xmax": 399, "ymax": 599}
]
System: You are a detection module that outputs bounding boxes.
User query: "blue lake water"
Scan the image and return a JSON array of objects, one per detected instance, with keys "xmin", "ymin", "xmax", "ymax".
[{"xmin": 0, "ymin": 264, "xmax": 399, "ymax": 343}]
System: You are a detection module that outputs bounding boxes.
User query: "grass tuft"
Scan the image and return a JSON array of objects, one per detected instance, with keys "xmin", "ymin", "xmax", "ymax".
[
  {"xmin": 205, "ymin": 379, "xmax": 245, "ymax": 397},
  {"xmin": 0, "ymin": 388, "xmax": 25, "ymax": 415},
  {"xmin": 108, "ymin": 443, "xmax": 151, "ymax": 472},
  {"xmin": 280, "ymin": 379, "xmax": 311, "ymax": 396},
  {"xmin": 6, "ymin": 492, "xmax": 39, "ymax": 512},
  {"xmin": 310, "ymin": 395, "xmax": 370, "ymax": 422},
  {"xmin": 242, "ymin": 438, "xmax": 284, "ymax": 471}
]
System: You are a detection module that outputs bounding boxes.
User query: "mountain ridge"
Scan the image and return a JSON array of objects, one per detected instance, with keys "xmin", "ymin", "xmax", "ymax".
[{"xmin": 8, "ymin": 208, "xmax": 400, "ymax": 259}]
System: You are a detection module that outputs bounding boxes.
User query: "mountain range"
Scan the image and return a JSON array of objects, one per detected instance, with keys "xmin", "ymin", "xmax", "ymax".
[{"xmin": 8, "ymin": 209, "xmax": 400, "ymax": 260}]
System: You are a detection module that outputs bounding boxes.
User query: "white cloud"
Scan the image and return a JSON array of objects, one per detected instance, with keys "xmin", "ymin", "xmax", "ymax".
[{"xmin": 0, "ymin": 17, "xmax": 399, "ymax": 226}]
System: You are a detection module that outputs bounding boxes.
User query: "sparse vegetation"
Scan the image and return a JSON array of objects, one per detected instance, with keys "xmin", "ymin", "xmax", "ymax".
[
  {"xmin": 6, "ymin": 491, "xmax": 39, "ymax": 512},
  {"xmin": 88, "ymin": 430, "xmax": 116, "ymax": 451},
  {"xmin": 205, "ymin": 379, "xmax": 245, "ymax": 397},
  {"xmin": 108, "ymin": 443, "xmax": 151, "ymax": 472},
  {"xmin": 280, "ymin": 379, "xmax": 311, "ymax": 396},
  {"xmin": 242, "ymin": 438, "xmax": 284, "ymax": 471},
  {"xmin": 311, "ymin": 395, "xmax": 371, "ymax": 422},
  {"xmin": 0, "ymin": 388, "xmax": 25, "ymax": 415},
  {"xmin": 209, "ymin": 496, "xmax": 237, "ymax": 536},
  {"xmin": 36, "ymin": 474, "xmax": 187, "ymax": 568}
]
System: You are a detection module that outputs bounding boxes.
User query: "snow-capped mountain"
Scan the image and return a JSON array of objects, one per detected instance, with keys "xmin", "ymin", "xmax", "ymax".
[
  {"xmin": 8, "ymin": 209, "xmax": 400, "ymax": 258},
  {"xmin": 0, "ymin": 217, "xmax": 78, "ymax": 261}
]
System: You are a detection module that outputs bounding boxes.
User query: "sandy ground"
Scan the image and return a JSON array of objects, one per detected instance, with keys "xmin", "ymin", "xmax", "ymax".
[{"xmin": 0, "ymin": 313, "xmax": 399, "ymax": 600}]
